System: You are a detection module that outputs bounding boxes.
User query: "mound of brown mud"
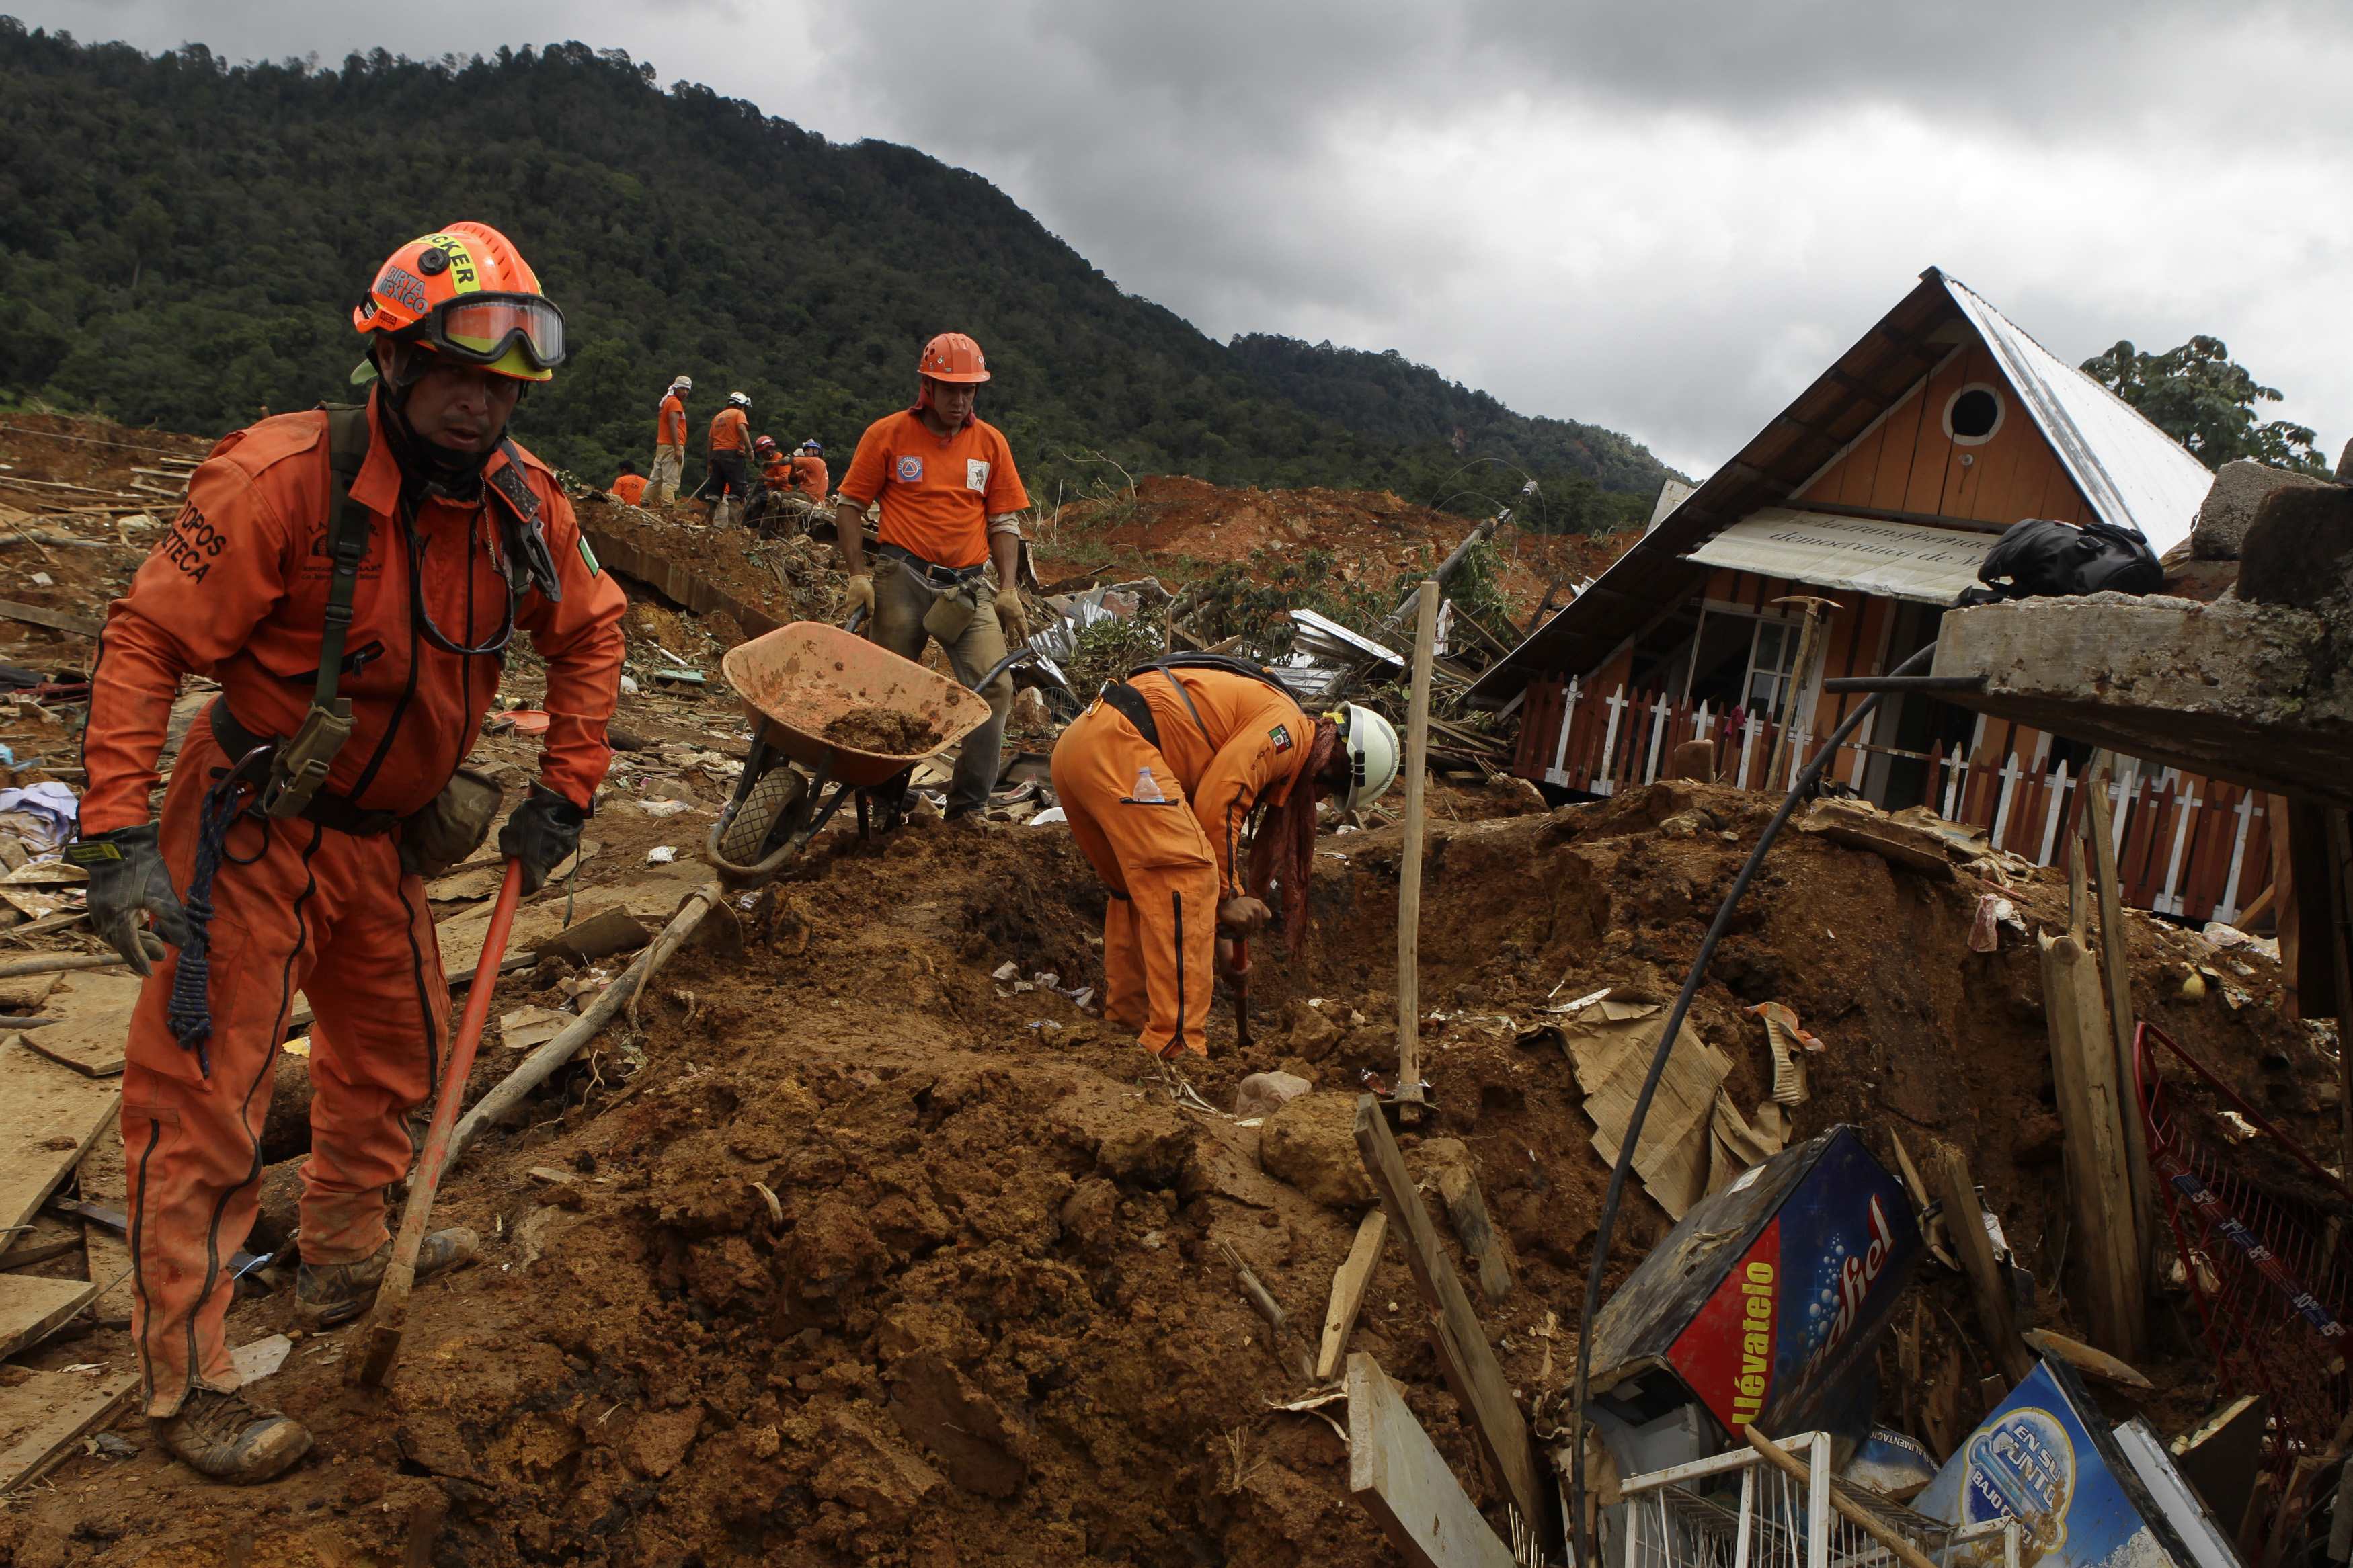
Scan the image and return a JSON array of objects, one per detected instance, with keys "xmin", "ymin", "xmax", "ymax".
[
  {"xmin": 5, "ymin": 782, "xmax": 2323, "ymax": 1566},
  {"xmin": 823, "ymin": 706, "xmax": 944, "ymax": 755}
]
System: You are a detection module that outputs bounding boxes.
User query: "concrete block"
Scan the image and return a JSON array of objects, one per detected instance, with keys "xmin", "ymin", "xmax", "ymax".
[
  {"xmin": 2239, "ymin": 484, "xmax": 2353, "ymax": 610},
  {"xmin": 2190, "ymin": 458, "xmax": 2332, "ymax": 561},
  {"xmin": 1931, "ymin": 593, "xmax": 2353, "ymax": 809}
]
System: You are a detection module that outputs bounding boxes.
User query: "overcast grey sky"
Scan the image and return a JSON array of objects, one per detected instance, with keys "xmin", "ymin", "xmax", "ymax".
[{"xmin": 16, "ymin": 0, "xmax": 2352, "ymax": 476}]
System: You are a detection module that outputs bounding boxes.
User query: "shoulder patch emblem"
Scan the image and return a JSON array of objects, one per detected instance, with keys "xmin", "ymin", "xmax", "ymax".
[
  {"xmin": 1269, "ymin": 723, "xmax": 1293, "ymax": 753},
  {"xmin": 895, "ymin": 454, "xmax": 924, "ymax": 483},
  {"xmin": 578, "ymin": 537, "xmax": 601, "ymax": 576}
]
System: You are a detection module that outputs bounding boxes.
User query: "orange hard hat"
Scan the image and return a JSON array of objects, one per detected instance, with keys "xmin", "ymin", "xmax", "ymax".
[
  {"xmin": 916, "ymin": 333, "xmax": 990, "ymax": 384},
  {"xmin": 352, "ymin": 222, "xmax": 565, "ymax": 383}
]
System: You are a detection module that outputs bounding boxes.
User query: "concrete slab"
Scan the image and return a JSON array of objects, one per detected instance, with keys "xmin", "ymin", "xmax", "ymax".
[{"xmin": 1929, "ymin": 592, "xmax": 2353, "ymax": 809}]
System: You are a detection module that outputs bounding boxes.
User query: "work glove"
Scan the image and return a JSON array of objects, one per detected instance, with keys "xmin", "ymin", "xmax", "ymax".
[
  {"xmin": 65, "ymin": 823, "xmax": 190, "ymax": 977},
  {"xmin": 994, "ymin": 589, "xmax": 1030, "ymax": 645},
  {"xmin": 844, "ymin": 573, "xmax": 874, "ymax": 626},
  {"xmin": 497, "ymin": 786, "xmax": 588, "ymax": 897}
]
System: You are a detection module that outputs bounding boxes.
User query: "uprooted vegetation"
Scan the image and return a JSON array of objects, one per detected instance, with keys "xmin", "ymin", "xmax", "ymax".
[{"xmin": 3, "ymin": 774, "xmax": 2321, "ymax": 1565}]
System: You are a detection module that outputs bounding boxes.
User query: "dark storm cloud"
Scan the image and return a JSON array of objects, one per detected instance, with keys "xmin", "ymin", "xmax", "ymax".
[{"xmin": 17, "ymin": 0, "xmax": 2352, "ymax": 472}]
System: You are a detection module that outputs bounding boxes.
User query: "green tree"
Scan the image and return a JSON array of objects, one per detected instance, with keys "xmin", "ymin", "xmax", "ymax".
[{"xmin": 2080, "ymin": 335, "xmax": 2329, "ymax": 474}]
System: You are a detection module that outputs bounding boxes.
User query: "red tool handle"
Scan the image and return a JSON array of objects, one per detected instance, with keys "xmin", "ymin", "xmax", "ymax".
[{"xmin": 359, "ymin": 858, "xmax": 524, "ymax": 1387}]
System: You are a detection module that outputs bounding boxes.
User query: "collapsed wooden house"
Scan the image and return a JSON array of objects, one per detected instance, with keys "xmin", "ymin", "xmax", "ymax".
[{"xmin": 1470, "ymin": 267, "xmax": 2270, "ymax": 923}]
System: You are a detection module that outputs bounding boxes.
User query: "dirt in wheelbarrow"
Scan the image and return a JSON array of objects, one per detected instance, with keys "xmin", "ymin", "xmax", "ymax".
[
  {"xmin": 3, "ymin": 774, "xmax": 2330, "ymax": 1567},
  {"xmin": 823, "ymin": 704, "xmax": 945, "ymax": 755}
]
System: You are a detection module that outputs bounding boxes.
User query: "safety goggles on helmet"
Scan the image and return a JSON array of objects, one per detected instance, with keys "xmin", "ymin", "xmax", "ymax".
[{"xmin": 407, "ymin": 293, "xmax": 568, "ymax": 377}]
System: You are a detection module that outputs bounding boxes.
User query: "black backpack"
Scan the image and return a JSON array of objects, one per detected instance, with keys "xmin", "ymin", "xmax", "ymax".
[{"xmin": 1954, "ymin": 518, "xmax": 2164, "ymax": 607}]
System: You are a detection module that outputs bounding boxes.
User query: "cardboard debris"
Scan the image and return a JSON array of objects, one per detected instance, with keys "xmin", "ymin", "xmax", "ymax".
[
  {"xmin": 1556, "ymin": 996, "xmax": 1727, "ymax": 1219},
  {"xmin": 1746, "ymin": 1001, "xmax": 1820, "ymax": 1106},
  {"xmin": 499, "ymin": 1006, "xmax": 570, "ymax": 1052}
]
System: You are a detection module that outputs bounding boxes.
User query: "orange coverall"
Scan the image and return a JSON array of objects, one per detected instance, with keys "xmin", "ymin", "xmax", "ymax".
[
  {"xmin": 1049, "ymin": 667, "xmax": 1312, "ymax": 1057},
  {"xmin": 83, "ymin": 395, "xmax": 626, "ymax": 1417}
]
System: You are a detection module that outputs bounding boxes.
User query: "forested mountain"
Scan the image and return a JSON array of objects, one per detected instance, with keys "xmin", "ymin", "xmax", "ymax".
[{"xmin": 0, "ymin": 24, "xmax": 1675, "ymax": 527}]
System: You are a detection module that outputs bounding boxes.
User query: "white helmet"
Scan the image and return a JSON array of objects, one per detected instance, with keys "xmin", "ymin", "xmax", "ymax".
[
  {"xmin": 1334, "ymin": 703, "xmax": 1401, "ymax": 811},
  {"xmin": 728, "ymin": 390, "xmax": 751, "ymax": 409},
  {"xmin": 672, "ymin": 374, "xmax": 692, "ymax": 392}
]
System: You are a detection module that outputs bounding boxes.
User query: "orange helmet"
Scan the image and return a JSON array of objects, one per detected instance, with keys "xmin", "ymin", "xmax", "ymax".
[
  {"xmin": 917, "ymin": 333, "xmax": 990, "ymax": 384},
  {"xmin": 352, "ymin": 222, "xmax": 565, "ymax": 383}
]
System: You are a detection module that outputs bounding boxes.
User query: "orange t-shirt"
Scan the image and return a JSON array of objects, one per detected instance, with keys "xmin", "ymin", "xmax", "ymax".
[
  {"xmin": 789, "ymin": 453, "xmax": 829, "ymax": 501},
  {"xmin": 837, "ymin": 411, "xmax": 1027, "ymax": 570},
  {"xmin": 709, "ymin": 407, "xmax": 749, "ymax": 453},
  {"xmin": 657, "ymin": 394, "xmax": 685, "ymax": 448},
  {"xmin": 761, "ymin": 455, "xmax": 792, "ymax": 489},
  {"xmin": 610, "ymin": 473, "xmax": 647, "ymax": 504}
]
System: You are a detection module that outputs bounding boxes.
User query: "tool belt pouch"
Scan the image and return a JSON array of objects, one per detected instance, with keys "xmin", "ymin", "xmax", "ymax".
[
  {"xmin": 262, "ymin": 702, "xmax": 354, "ymax": 820},
  {"xmin": 397, "ymin": 768, "xmax": 504, "ymax": 880},
  {"xmin": 920, "ymin": 577, "xmax": 980, "ymax": 643}
]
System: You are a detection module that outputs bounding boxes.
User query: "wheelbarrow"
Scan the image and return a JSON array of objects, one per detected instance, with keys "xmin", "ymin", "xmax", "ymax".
[{"xmin": 705, "ymin": 620, "xmax": 1061, "ymax": 886}]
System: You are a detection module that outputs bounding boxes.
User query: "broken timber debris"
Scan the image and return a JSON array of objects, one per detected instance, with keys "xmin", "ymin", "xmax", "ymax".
[
  {"xmin": 1927, "ymin": 1141, "xmax": 2034, "ymax": 1385},
  {"xmin": 1353, "ymin": 1094, "xmax": 1550, "ymax": 1549},
  {"xmin": 1345, "ymin": 1352, "xmax": 1519, "ymax": 1568},
  {"xmin": 1316, "ymin": 1207, "xmax": 1388, "ymax": 1381},
  {"xmin": 1433, "ymin": 1163, "xmax": 1514, "ymax": 1303}
]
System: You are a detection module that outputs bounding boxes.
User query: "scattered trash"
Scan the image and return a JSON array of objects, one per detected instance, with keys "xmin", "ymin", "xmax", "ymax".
[
  {"xmin": 1745, "ymin": 1001, "xmax": 1822, "ymax": 1107},
  {"xmin": 499, "ymin": 1006, "xmax": 570, "ymax": 1051},
  {"xmin": 231, "ymin": 1333, "xmax": 294, "ymax": 1387},
  {"xmin": 1233, "ymin": 1071, "xmax": 1311, "ymax": 1121},
  {"xmin": 647, "ymin": 845, "xmax": 677, "ymax": 864},
  {"xmin": 0, "ymin": 781, "xmax": 81, "ymax": 850},
  {"xmin": 640, "ymin": 798, "xmax": 694, "ymax": 818},
  {"xmin": 1029, "ymin": 806, "xmax": 1068, "ymax": 826},
  {"xmin": 28, "ymin": 571, "xmax": 50, "ymax": 587},
  {"xmin": 1969, "ymin": 893, "xmax": 2024, "ymax": 952}
]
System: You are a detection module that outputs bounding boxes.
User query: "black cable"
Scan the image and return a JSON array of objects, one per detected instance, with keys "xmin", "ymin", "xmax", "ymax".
[{"xmin": 1564, "ymin": 643, "xmax": 1935, "ymax": 1559}]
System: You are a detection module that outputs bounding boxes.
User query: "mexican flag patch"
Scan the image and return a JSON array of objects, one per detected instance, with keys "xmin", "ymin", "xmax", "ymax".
[
  {"xmin": 578, "ymin": 537, "xmax": 601, "ymax": 576},
  {"xmin": 1269, "ymin": 723, "xmax": 1293, "ymax": 752}
]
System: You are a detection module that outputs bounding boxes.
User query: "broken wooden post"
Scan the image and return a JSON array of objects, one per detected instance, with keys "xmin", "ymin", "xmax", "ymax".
[
  {"xmin": 1927, "ymin": 1142, "xmax": 2034, "ymax": 1385},
  {"xmin": 2040, "ymin": 903, "xmax": 2146, "ymax": 1361},
  {"xmin": 1353, "ymin": 1095, "xmax": 1548, "ymax": 1547},
  {"xmin": 2081, "ymin": 764, "xmax": 2155, "ymax": 1288},
  {"xmin": 1435, "ymin": 1164, "xmax": 1514, "ymax": 1303},
  {"xmin": 1346, "ymin": 1352, "xmax": 1519, "ymax": 1568},
  {"xmin": 1317, "ymin": 1208, "xmax": 1388, "ymax": 1381},
  {"xmin": 446, "ymin": 889, "xmax": 718, "ymax": 1169},
  {"xmin": 1394, "ymin": 581, "xmax": 1439, "ymax": 1114}
]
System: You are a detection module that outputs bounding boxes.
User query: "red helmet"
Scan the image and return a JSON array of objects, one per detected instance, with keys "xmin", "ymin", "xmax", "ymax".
[
  {"xmin": 754, "ymin": 435, "xmax": 779, "ymax": 456},
  {"xmin": 353, "ymin": 222, "xmax": 565, "ymax": 383},
  {"xmin": 917, "ymin": 333, "xmax": 989, "ymax": 384}
]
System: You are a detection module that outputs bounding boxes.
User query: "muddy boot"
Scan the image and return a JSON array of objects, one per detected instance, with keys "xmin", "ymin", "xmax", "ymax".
[
  {"xmin": 294, "ymin": 1227, "xmax": 480, "ymax": 1332},
  {"xmin": 153, "ymin": 1387, "xmax": 313, "ymax": 1483}
]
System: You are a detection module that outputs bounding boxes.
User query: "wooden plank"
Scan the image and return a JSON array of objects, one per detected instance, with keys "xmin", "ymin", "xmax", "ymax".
[
  {"xmin": 1395, "ymin": 582, "xmax": 1438, "ymax": 1110},
  {"xmin": 1317, "ymin": 1208, "xmax": 1389, "ymax": 1380},
  {"xmin": 77, "ymin": 1130, "xmax": 136, "ymax": 1326},
  {"xmin": 1346, "ymin": 1352, "xmax": 1519, "ymax": 1568},
  {"xmin": 2040, "ymin": 921, "xmax": 2145, "ymax": 1359},
  {"xmin": 2080, "ymin": 770, "xmax": 2155, "ymax": 1292},
  {"xmin": 0, "ymin": 1038, "xmax": 120, "ymax": 1239},
  {"xmin": 1928, "ymin": 1142, "xmax": 2033, "ymax": 1385},
  {"xmin": 1434, "ymin": 1165, "xmax": 1515, "ymax": 1303},
  {"xmin": 0, "ymin": 1368, "xmax": 136, "ymax": 1494},
  {"xmin": 14, "ymin": 969, "xmax": 141, "ymax": 1079},
  {"xmin": 0, "ymin": 598, "xmax": 103, "ymax": 638},
  {"xmin": 1353, "ymin": 1096, "xmax": 1547, "ymax": 1542},
  {"xmin": 0, "ymin": 1212, "xmax": 79, "ymax": 1270},
  {"xmin": 0, "ymin": 1273, "xmax": 96, "ymax": 1360}
]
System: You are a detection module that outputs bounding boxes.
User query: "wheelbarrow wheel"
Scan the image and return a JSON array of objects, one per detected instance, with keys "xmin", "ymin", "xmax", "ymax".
[{"xmin": 716, "ymin": 762, "xmax": 812, "ymax": 866}]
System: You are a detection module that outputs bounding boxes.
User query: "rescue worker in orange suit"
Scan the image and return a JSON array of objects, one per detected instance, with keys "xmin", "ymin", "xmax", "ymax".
[
  {"xmin": 68, "ymin": 221, "xmax": 626, "ymax": 1483},
  {"xmin": 744, "ymin": 434, "xmax": 793, "ymax": 532},
  {"xmin": 696, "ymin": 390, "xmax": 754, "ymax": 526},
  {"xmin": 1049, "ymin": 659, "xmax": 1400, "ymax": 1058},
  {"xmin": 608, "ymin": 458, "xmax": 647, "ymax": 505},
  {"xmin": 648, "ymin": 374, "xmax": 689, "ymax": 503},
  {"xmin": 789, "ymin": 438, "xmax": 828, "ymax": 502},
  {"xmin": 834, "ymin": 333, "xmax": 1030, "ymax": 821}
]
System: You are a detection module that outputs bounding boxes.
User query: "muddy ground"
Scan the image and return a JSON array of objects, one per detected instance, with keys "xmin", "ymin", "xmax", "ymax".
[
  {"xmin": 3, "ymin": 764, "xmax": 2326, "ymax": 1565},
  {"xmin": 0, "ymin": 417, "xmax": 2334, "ymax": 1565}
]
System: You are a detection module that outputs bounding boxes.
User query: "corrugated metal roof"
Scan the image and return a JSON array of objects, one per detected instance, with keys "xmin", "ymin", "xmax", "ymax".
[
  {"xmin": 1466, "ymin": 267, "xmax": 2215, "ymax": 706},
  {"xmin": 1942, "ymin": 277, "xmax": 2212, "ymax": 555},
  {"xmin": 1685, "ymin": 508, "xmax": 1997, "ymax": 604}
]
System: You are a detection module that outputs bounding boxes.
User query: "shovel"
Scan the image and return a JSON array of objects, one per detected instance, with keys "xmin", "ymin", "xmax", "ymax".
[{"xmin": 358, "ymin": 858, "xmax": 524, "ymax": 1389}]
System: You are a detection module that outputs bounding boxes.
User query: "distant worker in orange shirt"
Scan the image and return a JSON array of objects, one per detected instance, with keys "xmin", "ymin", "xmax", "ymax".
[
  {"xmin": 834, "ymin": 333, "xmax": 1030, "ymax": 821},
  {"xmin": 745, "ymin": 435, "xmax": 793, "ymax": 533},
  {"xmin": 647, "ymin": 375, "xmax": 689, "ymax": 503},
  {"xmin": 789, "ymin": 438, "xmax": 828, "ymax": 502},
  {"xmin": 608, "ymin": 458, "xmax": 647, "ymax": 505},
  {"xmin": 1050, "ymin": 660, "xmax": 1399, "ymax": 1058},
  {"xmin": 697, "ymin": 391, "xmax": 754, "ymax": 526}
]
